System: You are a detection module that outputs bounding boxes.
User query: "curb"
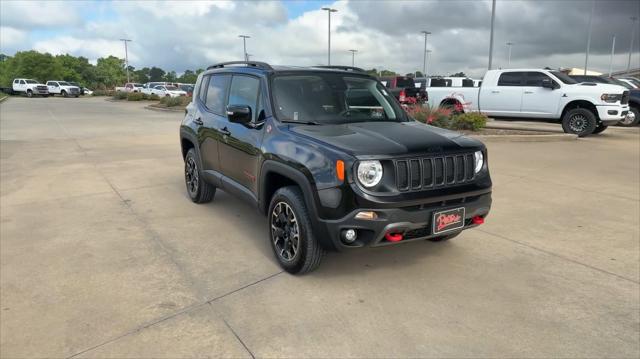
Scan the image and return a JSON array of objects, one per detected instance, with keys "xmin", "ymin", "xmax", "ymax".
[
  {"xmin": 0, "ymin": 96, "xmax": 9, "ymax": 104},
  {"xmin": 470, "ymin": 133, "xmax": 577, "ymax": 142},
  {"xmin": 144, "ymin": 105, "xmax": 184, "ymax": 113}
]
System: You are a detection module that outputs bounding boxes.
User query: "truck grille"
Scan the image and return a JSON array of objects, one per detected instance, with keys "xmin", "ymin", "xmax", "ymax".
[
  {"xmin": 70, "ymin": 88, "xmax": 79, "ymax": 94},
  {"xmin": 36, "ymin": 86, "xmax": 47, "ymax": 91},
  {"xmin": 394, "ymin": 154, "xmax": 475, "ymax": 192},
  {"xmin": 621, "ymin": 91, "xmax": 629, "ymax": 105}
]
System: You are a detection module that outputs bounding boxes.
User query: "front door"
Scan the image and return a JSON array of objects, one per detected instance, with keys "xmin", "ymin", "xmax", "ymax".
[
  {"xmin": 218, "ymin": 75, "xmax": 264, "ymax": 194},
  {"xmin": 197, "ymin": 74, "xmax": 231, "ymax": 174},
  {"xmin": 520, "ymin": 72, "xmax": 561, "ymax": 117}
]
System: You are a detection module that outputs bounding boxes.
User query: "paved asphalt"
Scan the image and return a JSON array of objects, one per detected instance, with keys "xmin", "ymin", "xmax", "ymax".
[{"xmin": 1, "ymin": 97, "xmax": 639, "ymax": 358}]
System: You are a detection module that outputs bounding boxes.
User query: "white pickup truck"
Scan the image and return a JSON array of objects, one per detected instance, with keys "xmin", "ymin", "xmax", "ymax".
[
  {"xmin": 46, "ymin": 81, "xmax": 81, "ymax": 97},
  {"xmin": 426, "ymin": 69, "xmax": 631, "ymax": 136},
  {"xmin": 12, "ymin": 78, "xmax": 49, "ymax": 97}
]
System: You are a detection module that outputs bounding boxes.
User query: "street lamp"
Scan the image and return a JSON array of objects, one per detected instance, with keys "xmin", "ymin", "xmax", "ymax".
[
  {"xmin": 426, "ymin": 49, "xmax": 432, "ymax": 76},
  {"xmin": 627, "ymin": 16, "xmax": 638, "ymax": 74},
  {"xmin": 584, "ymin": 0, "xmax": 595, "ymax": 75},
  {"xmin": 348, "ymin": 49, "xmax": 358, "ymax": 67},
  {"xmin": 120, "ymin": 39, "xmax": 132, "ymax": 83},
  {"xmin": 238, "ymin": 35, "xmax": 250, "ymax": 61},
  {"xmin": 609, "ymin": 35, "xmax": 616, "ymax": 77},
  {"xmin": 506, "ymin": 42, "xmax": 514, "ymax": 66},
  {"xmin": 421, "ymin": 31, "xmax": 431, "ymax": 75},
  {"xmin": 488, "ymin": 0, "xmax": 496, "ymax": 70},
  {"xmin": 321, "ymin": 7, "xmax": 338, "ymax": 65}
]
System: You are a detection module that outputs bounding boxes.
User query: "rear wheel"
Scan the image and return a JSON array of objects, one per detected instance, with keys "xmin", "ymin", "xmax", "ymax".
[
  {"xmin": 618, "ymin": 106, "xmax": 639, "ymax": 126},
  {"xmin": 268, "ymin": 186, "xmax": 324, "ymax": 274},
  {"xmin": 561, "ymin": 108, "xmax": 597, "ymax": 137},
  {"xmin": 184, "ymin": 148, "xmax": 215, "ymax": 203}
]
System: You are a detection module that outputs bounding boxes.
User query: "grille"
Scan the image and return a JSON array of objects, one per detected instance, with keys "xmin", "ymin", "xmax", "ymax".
[
  {"xmin": 36, "ymin": 86, "xmax": 47, "ymax": 91},
  {"xmin": 70, "ymin": 88, "xmax": 79, "ymax": 94},
  {"xmin": 394, "ymin": 153, "xmax": 475, "ymax": 192},
  {"xmin": 621, "ymin": 91, "xmax": 629, "ymax": 105}
]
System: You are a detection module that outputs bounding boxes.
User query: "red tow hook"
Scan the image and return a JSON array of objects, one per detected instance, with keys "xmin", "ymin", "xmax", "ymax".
[
  {"xmin": 472, "ymin": 216, "xmax": 485, "ymax": 225},
  {"xmin": 385, "ymin": 232, "xmax": 404, "ymax": 242}
]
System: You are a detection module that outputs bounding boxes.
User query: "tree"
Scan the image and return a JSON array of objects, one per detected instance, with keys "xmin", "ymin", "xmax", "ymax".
[
  {"xmin": 133, "ymin": 67, "xmax": 150, "ymax": 83},
  {"xmin": 164, "ymin": 70, "xmax": 177, "ymax": 82},
  {"xmin": 149, "ymin": 67, "xmax": 165, "ymax": 81},
  {"xmin": 415, "ymin": 71, "xmax": 424, "ymax": 78},
  {"xmin": 450, "ymin": 72, "xmax": 466, "ymax": 77},
  {"xmin": 95, "ymin": 56, "xmax": 126, "ymax": 87},
  {"xmin": 379, "ymin": 69, "xmax": 396, "ymax": 77},
  {"xmin": 178, "ymin": 70, "xmax": 197, "ymax": 84}
]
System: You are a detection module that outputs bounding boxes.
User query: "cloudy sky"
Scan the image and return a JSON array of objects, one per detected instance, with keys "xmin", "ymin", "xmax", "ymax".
[{"xmin": 1, "ymin": 0, "xmax": 639, "ymax": 78}]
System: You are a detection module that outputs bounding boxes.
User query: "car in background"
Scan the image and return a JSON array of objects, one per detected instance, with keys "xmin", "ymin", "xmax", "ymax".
[
  {"xmin": 67, "ymin": 82, "xmax": 85, "ymax": 95},
  {"xmin": 116, "ymin": 83, "xmax": 144, "ymax": 92},
  {"xmin": 569, "ymin": 75, "xmax": 632, "ymax": 89},
  {"xmin": 426, "ymin": 69, "xmax": 630, "ymax": 136},
  {"xmin": 379, "ymin": 75, "xmax": 427, "ymax": 104},
  {"xmin": 179, "ymin": 84, "xmax": 195, "ymax": 96},
  {"xmin": 615, "ymin": 77, "xmax": 640, "ymax": 89},
  {"xmin": 141, "ymin": 82, "xmax": 168, "ymax": 95},
  {"xmin": 11, "ymin": 78, "xmax": 49, "ymax": 97},
  {"xmin": 150, "ymin": 85, "xmax": 187, "ymax": 97},
  {"xmin": 46, "ymin": 80, "xmax": 80, "ymax": 97},
  {"xmin": 83, "ymin": 88, "xmax": 94, "ymax": 96}
]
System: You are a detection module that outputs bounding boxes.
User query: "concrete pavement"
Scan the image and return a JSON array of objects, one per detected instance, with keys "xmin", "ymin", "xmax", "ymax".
[{"xmin": 1, "ymin": 97, "xmax": 638, "ymax": 358}]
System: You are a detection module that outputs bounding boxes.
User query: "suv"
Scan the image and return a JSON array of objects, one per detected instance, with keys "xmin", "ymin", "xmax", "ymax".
[
  {"xmin": 180, "ymin": 61, "xmax": 492, "ymax": 274},
  {"xmin": 12, "ymin": 78, "xmax": 49, "ymax": 97},
  {"xmin": 46, "ymin": 81, "xmax": 80, "ymax": 97}
]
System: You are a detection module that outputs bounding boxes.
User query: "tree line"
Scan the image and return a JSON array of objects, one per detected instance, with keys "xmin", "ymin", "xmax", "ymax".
[{"xmin": 0, "ymin": 51, "xmax": 204, "ymax": 89}]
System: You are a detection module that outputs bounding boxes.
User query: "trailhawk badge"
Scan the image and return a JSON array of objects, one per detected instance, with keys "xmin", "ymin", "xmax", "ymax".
[{"xmin": 432, "ymin": 207, "xmax": 465, "ymax": 235}]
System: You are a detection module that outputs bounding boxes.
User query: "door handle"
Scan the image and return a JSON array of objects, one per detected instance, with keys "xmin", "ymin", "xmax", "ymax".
[
  {"xmin": 194, "ymin": 117, "xmax": 203, "ymax": 125},
  {"xmin": 219, "ymin": 127, "xmax": 231, "ymax": 136},
  {"xmin": 524, "ymin": 91, "xmax": 533, "ymax": 94},
  {"xmin": 491, "ymin": 90, "xmax": 500, "ymax": 94}
]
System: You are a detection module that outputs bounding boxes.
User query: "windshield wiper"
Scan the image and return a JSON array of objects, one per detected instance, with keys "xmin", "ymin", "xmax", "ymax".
[{"xmin": 280, "ymin": 120, "xmax": 321, "ymax": 125}]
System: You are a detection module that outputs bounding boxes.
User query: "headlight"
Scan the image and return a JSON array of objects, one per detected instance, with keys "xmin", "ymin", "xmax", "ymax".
[
  {"xmin": 357, "ymin": 160, "xmax": 383, "ymax": 188},
  {"xmin": 474, "ymin": 151, "xmax": 484, "ymax": 173},
  {"xmin": 600, "ymin": 93, "xmax": 621, "ymax": 103}
]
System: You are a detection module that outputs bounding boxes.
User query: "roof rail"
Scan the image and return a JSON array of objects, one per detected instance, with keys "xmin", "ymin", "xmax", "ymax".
[
  {"xmin": 312, "ymin": 65, "xmax": 366, "ymax": 73},
  {"xmin": 207, "ymin": 61, "xmax": 273, "ymax": 71}
]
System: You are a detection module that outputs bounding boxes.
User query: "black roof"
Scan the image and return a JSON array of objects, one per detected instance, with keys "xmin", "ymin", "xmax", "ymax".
[{"xmin": 205, "ymin": 61, "xmax": 371, "ymax": 76}]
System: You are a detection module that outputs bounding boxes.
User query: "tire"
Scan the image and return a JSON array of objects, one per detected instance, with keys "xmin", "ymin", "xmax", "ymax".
[
  {"xmin": 427, "ymin": 231, "xmax": 461, "ymax": 242},
  {"xmin": 43, "ymin": 95, "xmax": 49, "ymax": 98},
  {"xmin": 184, "ymin": 148, "xmax": 215, "ymax": 203},
  {"xmin": 268, "ymin": 186, "xmax": 324, "ymax": 274},
  {"xmin": 592, "ymin": 123, "xmax": 608, "ymax": 134},
  {"xmin": 62, "ymin": 90, "xmax": 68, "ymax": 98},
  {"xmin": 26, "ymin": 90, "xmax": 33, "ymax": 98},
  {"xmin": 618, "ymin": 106, "xmax": 639, "ymax": 127},
  {"xmin": 74, "ymin": 95, "xmax": 79, "ymax": 98},
  {"xmin": 561, "ymin": 108, "xmax": 597, "ymax": 137}
]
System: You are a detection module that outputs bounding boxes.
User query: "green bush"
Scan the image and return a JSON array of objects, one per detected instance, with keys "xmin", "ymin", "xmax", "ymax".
[
  {"xmin": 127, "ymin": 92, "xmax": 145, "ymax": 101},
  {"xmin": 148, "ymin": 94, "xmax": 160, "ymax": 101},
  {"xmin": 450, "ymin": 112, "xmax": 487, "ymax": 131},
  {"xmin": 113, "ymin": 91, "xmax": 127, "ymax": 100},
  {"xmin": 92, "ymin": 89, "xmax": 115, "ymax": 96},
  {"xmin": 159, "ymin": 96, "xmax": 191, "ymax": 107}
]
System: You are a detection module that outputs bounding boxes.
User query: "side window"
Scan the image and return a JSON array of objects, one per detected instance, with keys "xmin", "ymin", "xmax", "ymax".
[
  {"xmin": 20, "ymin": 80, "xmax": 25, "ymax": 84},
  {"xmin": 205, "ymin": 74, "xmax": 231, "ymax": 115},
  {"xmin": 198, "ymin": 75, "xmax": 209, "ymax": 104},
  {"xmin": 14, "ymin": 79, "xmax": 18, "ymax": 84},
  {"xmin": 524, "ymin": 72, "xmax": 551, "ymax": 87},
  {"xmin": 228, "ymin": 75, "xmax": 260, "ymax": 121},
  {"xmin": 497, "ymin": 72, "xmax": 525, "ymax": 86}
]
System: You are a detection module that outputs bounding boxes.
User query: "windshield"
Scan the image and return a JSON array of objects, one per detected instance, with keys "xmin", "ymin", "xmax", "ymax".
[
  {"xmin": 611, "ymin": 79, "xmax": 633, "ymax": 89},
  {"xmin": 396, "ymin": 77, "xmax": 414, "ymax": 88},
  {"xmin": 551, "ymin": 71, "xmax": 578, "ymax": 84},
  {"xmin": 25, "ymin": 80, "xmax": 38, "ymax": 84},
  {"xmin": 59, "ymin": 81, "xmax": 71, "ymax": 86},
  {"xmin": 272, "ymin": 73, "xmax": 405, "ymax": 125}
]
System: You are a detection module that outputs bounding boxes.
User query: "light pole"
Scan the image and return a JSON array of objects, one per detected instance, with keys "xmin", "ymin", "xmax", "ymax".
[
  {"xmin": 609, "ymin": 35, "xmax": 616, "ymax": 77},
  {"xmin": 426, "ymin": 49, "xmax": 432, "ymax": 76},
  {"xmin": 488, "ymin": 0, "xmax": 496, "ymax": 70},
  {"xmin": 421, "ymin": 31, "xmax": 431, "ymax": 75},
  {"xmin": 627, "ymin": 16, "xmax": 638, "ymax": 74},
  {"xmin": 506, "ymin": 42, "xmax": 514, "ymax": 66},
  {"xmin": 321, "ymin": 7, "xmax": 338, "ymax": 65},
  {"xmin": 584, "ymin": 0, "xmax": 595, "ymax": 75},
  {"xmin": 348, "ymin": 49, "xmax": 358, "ymax": 67},
  {"xmin": 238, "ymin": 35, "xmax": 250, "ymax": 61},
  {"xmin": 120, "ymin": 39, "xmax": 132, "ymax": 83}
]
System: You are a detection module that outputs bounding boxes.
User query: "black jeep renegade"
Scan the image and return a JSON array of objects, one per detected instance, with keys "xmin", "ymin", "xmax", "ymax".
[{"xmin": 180, "ymin": 61, "xmax": 492, "ymax": 274}]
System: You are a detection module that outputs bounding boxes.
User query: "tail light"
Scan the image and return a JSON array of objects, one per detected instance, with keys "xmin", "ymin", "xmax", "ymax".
[{"xmin": 399, "ymin": 90, "xmax": 406, "ymax": 103}]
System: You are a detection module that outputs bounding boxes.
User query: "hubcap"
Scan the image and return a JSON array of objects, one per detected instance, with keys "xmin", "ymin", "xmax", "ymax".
[
  {"xmin": 620, "ymin": 111, "xmax": 636, "ymax": 125},
  {"xmin": 185, "ymin": 156, "xmax": 199, "ymax": 195},
  {"xmin": 270, "ymin": 202, "xmax": 300, "ymax": 262},
  {"xmin": 569, "ymin": 114, "xmax": 588, "ymax": 133}
]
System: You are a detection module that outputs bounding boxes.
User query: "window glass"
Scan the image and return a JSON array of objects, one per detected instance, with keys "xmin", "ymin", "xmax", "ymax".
[
  {"xmin": 228, "ymin": 76, "xmax": 260, "ymax": 121},
  {"xmin": 198, "ymin": 76, "xmax": 209, "ymax": 103},
  {"xmin": 20, "ymin": 80, "xmax": 25, "ymax": 84},
  {"xmin": 497, "ymin": 72, "xmax": 525, "ymax": 86},
  {"xmin": 205, "ymin": 75, "xmax": 230, "ymax": 114},
  {"xmin": 396, "ymin": 77, "xmax": 414, "ymax": 88},
  {"xmin": 524, "ymin": 72, "xmax": 552, "ymax": 87},
  {"xmin": 550, "ymin": 71, "xmax": 577, "ymax": 84}
]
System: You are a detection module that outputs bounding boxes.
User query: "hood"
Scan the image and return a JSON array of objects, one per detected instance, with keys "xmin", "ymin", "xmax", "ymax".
[
  {"xmin": 570, "ymin": 82, "xmax": 628, "ymax": 94},
  {"xmin": 289, "ymin": 121, "xmax": 483, "ymax": 157}
]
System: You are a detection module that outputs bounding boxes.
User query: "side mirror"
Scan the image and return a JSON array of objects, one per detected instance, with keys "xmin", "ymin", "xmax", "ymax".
[
  {"xmin": 541, "ymin": 78, "xmax": 555, "ymax": 89},
  {"xmin": 226, "ymin": 104, "xmax": 252, "ymax": 124}
]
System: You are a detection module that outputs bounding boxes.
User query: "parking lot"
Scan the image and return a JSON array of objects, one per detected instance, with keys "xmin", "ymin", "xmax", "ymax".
[{"xmin": 1, "ymin": 96, "xmax": 638, "ymax": 357}]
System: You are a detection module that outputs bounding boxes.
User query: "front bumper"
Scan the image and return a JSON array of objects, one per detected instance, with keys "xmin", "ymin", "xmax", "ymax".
[
  {"xmin": 316, "ymin": 191, "xmax": 492, "ymax": 250},
  {"xmin": 597, "ymin": 104, "xmax": 630, "ymax": 125}
]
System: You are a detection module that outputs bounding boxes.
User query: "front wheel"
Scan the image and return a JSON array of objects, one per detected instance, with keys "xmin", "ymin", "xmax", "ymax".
[
  {"xmin": 184, "ymin": 148, "xmax": 215, "ymax": 203},
  {"xmin": 561, "ymin": 108, "xmax": 597, "ymax": 137},
  {"xmin": 268, "ymin": 186, "xmax": 324, "ymax": 274},
  {"xmin": 618, "ymin": 106, "xmax": 639, "ymax": 127},
  {"xmin": 26, "ymin": 90, "xmax": 33, "ymax": 98},
  {"xmin": 592, "ymin": 123, "xmax": 608, "ymax": 134},
  {"xmin": 62, "ymin": 90, "xmax": 68, "ymax": 98}
]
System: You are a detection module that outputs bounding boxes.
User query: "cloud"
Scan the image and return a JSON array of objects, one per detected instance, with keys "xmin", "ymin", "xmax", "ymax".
[
  {"xmin": 33, "ymin": 36, "xmax": 133, "ymax": 62},
  {"xmin": 0, "ymin": 27, "xmax": 28, "ymax": 51},
  {"xmin": 0, "ymin": 0, "xmax": 83, "ymax": 29}
]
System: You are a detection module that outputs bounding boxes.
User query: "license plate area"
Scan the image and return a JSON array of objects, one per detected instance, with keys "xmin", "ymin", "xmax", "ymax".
[{"xmin": 432, "ymin": 207, "xmax": 465, "ymax": 235}]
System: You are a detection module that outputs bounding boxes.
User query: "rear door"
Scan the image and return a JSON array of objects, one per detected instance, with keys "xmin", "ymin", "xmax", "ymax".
[
  {"xmin": 520, "ymin": 71, "xmax": 561, "ymax": 117},
  {"xmin": 480, "ymin": 71, "xmax": 525, "ymax": 116},
  {"xmin": 218, "ymin": 74, "xmax": 264, "ymax": 194},
  {"xmin": 197, "ymin": 74, "xmax": 231, "ymax": 174}
]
